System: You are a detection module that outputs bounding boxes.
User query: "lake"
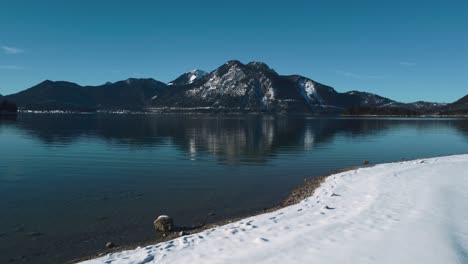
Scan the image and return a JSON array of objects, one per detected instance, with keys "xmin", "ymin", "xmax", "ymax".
[{"xmin": 1, "ymin": 114, "xmax": 467, "ymax": 263}]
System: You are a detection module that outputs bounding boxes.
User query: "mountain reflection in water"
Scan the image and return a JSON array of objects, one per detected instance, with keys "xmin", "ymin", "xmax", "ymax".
[{"xmin": 0, "ymin": 114, "xmax": 467, "ymax": 264}]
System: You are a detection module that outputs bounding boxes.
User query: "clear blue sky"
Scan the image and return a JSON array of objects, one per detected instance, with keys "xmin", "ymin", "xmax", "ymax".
[{"xmin": 0, "ymin": 0, "xmax": 467, "ymax": 102}]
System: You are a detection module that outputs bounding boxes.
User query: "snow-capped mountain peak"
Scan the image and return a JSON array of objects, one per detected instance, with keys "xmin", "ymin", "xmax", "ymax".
[
  {"xmin": 246, "ymin": 61, "xmax": 275, "ymax": 73},
  {"xmin": 8, "ymin": 59, "xmax": 463, "ymax": 115},
  {"xmin": 188, "ymin": 69, "xmax": 208, "ymax": 84},
  {"xmin": 169, "ymin": 69, "xmax": 208, "ymax": 86}
]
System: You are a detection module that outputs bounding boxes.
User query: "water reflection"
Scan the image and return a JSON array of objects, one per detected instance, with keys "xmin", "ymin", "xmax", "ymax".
[
  {"xmin": 0, "ymin": 114, "xmax": 17, "ymax": 122},
  {"xmin": 1, "ymin": 114, "xmax": 467, "ymax": 264},
  {"xmin": 4, "ymin": 114, "xmax": 468, "ymax": 163}
]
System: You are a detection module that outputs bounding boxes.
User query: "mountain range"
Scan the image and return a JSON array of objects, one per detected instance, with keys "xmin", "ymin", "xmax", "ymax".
[{"xmin": 3, "ymin": 60, "xmax": 467, "ymax": 115}]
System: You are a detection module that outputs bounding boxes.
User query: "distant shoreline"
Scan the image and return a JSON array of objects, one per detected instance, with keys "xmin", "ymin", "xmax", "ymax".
[{"xmin": 15, "ymin": 110, "xmax": 468, "ymax": 118}]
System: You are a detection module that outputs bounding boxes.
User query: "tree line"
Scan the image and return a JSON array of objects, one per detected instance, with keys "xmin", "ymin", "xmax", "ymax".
[
  {"xmin": 0, "ymin": 100, "xmax": 18, "ymax": 113},
  {"xmin": 344, "ymin": 106, "xmax": 419, "ymax": 116}
]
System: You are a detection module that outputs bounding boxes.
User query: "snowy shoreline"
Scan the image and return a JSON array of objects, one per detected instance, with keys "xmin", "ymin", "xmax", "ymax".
[{"xmin": 79, "ymin": 155, "xmax": 468, "ymax": 264}]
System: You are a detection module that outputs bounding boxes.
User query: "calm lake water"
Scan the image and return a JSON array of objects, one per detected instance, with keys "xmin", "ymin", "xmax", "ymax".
[{"xmin": 1, "ymin": 114, "xmax": 467, "ymax": 263}]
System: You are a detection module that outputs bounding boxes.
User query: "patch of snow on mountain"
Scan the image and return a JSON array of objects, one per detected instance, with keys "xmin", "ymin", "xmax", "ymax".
[
  {"xmin": 298, "ymin": 78, "xmax": 323, "ymax": 107},
  {"xmin": 259, "ymin": 76, "xmax": 275, "ymax": 108},
  {"xmin": 379, "ymin": 102, "xmax": 398, "ymax": 108},
  {"xmin": 188, "ymin": 70, "xmax": 208, "ymax": 84},
  {"xmin": 189, "ymin": 74, "xmax": 197, "ymax": 83},
  {"xmin": 409, "ymin": 102, "xmax": 445, "ymax": 109},
  {"xmin": 186, "ymin": 64, "xmax": 247, "ymax": 99},
  {"xmin": 182, "ymin": 63, "xmax": 276, "ymax": 109}
]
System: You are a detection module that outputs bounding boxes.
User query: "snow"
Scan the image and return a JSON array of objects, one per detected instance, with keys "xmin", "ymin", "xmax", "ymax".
[
  {"xmin": 80, "ymin": 154, "xmax": 468, "ymax": 264},
  {"xmin": 259, "ymin": 76, "xmax": 275, "ymax": 108},
  {"xmin": 380, "ymin": 102, "xmax": 398, "ymax": 108},
  {"xmin": 188, "ymin": 70, "xmax": 208, "ymax": 84},
  {"xmin": 298, "ymin": 78, "xmax": 323, "ymax": 107},
  {"xmin": 183, "ymin": 64, "xmax": 276, "ymax": 108},
  {"xmin": 189, "ymin": 74, "xmax": 197, "ymax": 83},
  {"xmin": 186, "ymin": 64, "xmax": 247, "ymax": 99},
  {"xmin": 303, "ymin": 80, "xmax": 316, "ymax": 99}
]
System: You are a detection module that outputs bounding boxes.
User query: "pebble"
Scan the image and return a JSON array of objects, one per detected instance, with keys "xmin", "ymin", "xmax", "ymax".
[{"xmin": 105, "ymin": 242, "xmax": 114, "ymax": 249}]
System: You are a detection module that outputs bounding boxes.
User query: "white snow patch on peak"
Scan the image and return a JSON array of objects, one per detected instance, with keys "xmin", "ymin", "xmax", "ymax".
[
  {"xmin": 189, "ymin": 74, "xmax": 197, "ymax": 83},
  {"xmin": 185, "ymin": 65, "xmax": 248, "ymax": 99},
  {"xmin": 188, "ymin": 69, "xmax": 208, "ymax": 84},
  {"xmin": 248, "ymin": 61, "xmax": 268, "ymax": 67},
  {"xmin": 247, "ymin": 61, "xmax": 274, "ymax": 72},
  {"xmin": 190, "ymin": 69, "xmax": 206, "ymax": 74}
]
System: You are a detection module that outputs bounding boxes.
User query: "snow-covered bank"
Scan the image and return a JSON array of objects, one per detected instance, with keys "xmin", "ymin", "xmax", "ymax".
[{"xmin": 80, "ymin": 155, "xmax": 468, "ymax": 264}]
